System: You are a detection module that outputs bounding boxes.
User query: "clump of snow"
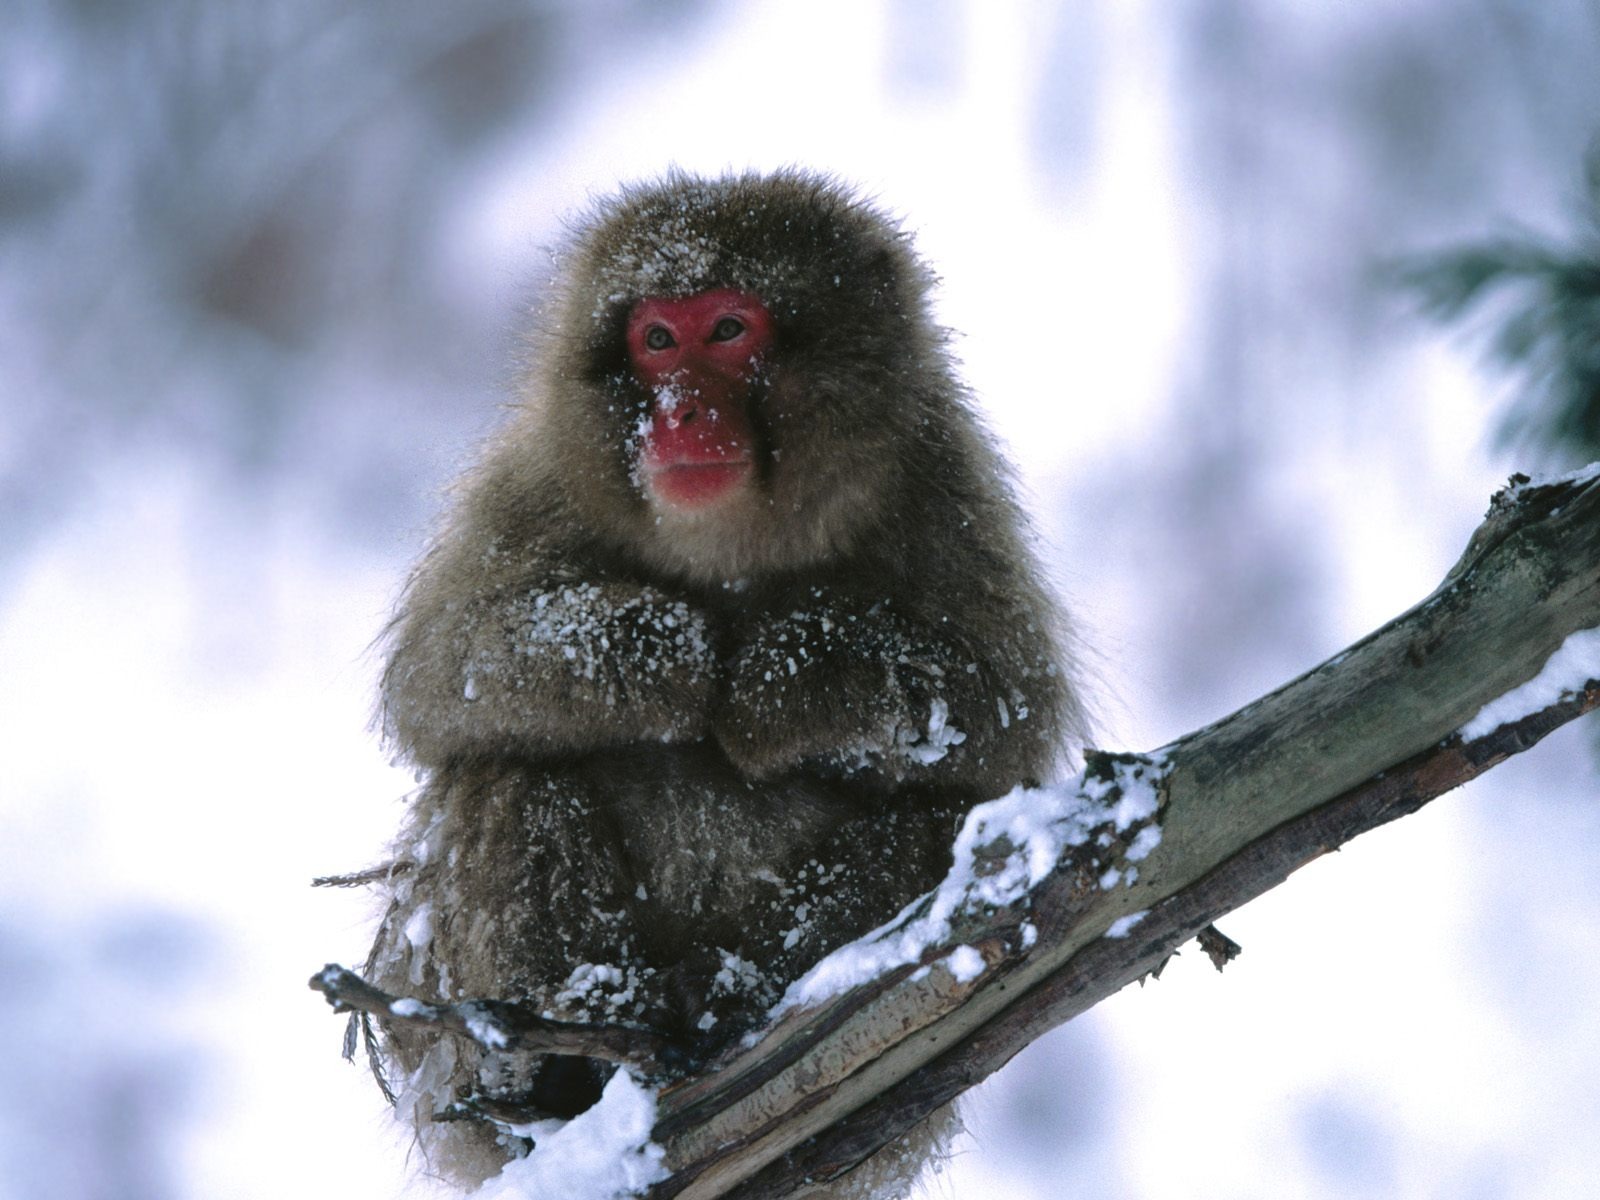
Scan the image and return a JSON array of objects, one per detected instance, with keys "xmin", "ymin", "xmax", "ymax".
[
  {"xmin": 1459, "ymin": 626, "xmax": 1600, "ymax": 740},
  {"xmin": 1125, "ymin": 825, "xmax": 1162, "ymax": 862},
  {"xmin": 1105, "ymin": 911, "xmax": 1149, "ymax": 939},
  {"xmin": 896, "ymin": 698, "xmax": 967, "ymax": 766},
  {"xmin": 553, "ymin": 961, "xmax": 651, "ymax": 1019},
  {"xmin": 770, "ymin": 753, "xmax": 1168, "ymax": 1016},
  {"xmin": 943, "ymin": 945, "xmax": 986, "ymax": 983},
  {"xmin": 709, "ymin": 950, "xmax": 763, "ymax": 1001},
  {"xmin": 462, "ymin": 1004, "xmax": 509, "ymax": 1050},
  {"xmin": 652, "ymin": 382, "xmax": 687, "ymax": 417},
  {"xmin": 473, "ymin": 1070, "xmax": 667, "ymax": 1200},
  {"xmin": 404, "ymin": 904, "xmax": 434, "ymax": 985},
  {"xmin": 558, "ymin": 963, "xmax": 625, "ymax": 1003}
]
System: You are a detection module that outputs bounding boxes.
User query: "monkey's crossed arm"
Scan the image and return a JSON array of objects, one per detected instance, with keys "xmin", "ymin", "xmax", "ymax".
[
  {"xmin": 383, "ymin": 562, "xmax": 718, "ymax": 767},
  {"xmin": 717, "ymin": 584, "xmax": 1059, "ymax": 790}
]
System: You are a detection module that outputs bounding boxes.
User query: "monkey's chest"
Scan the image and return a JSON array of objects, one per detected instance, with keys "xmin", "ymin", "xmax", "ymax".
[{"xmin": 595, "ymin": 744, "xmax": 862, "ymax": 955}]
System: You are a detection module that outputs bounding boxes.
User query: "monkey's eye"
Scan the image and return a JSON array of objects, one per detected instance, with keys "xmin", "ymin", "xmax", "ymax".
[
  {"xmin": 644, "ymin": 325, "xmax": 675, "ymax": 351},
  {"xmin": 709, "ymin": 316, "xmax": 745, "ymax": 342}
]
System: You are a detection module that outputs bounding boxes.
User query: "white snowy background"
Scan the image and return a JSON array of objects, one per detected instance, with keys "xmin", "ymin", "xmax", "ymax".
[{"xmin": 3, "ymin": 2, "xmax": 1599, "ymax": 1198}]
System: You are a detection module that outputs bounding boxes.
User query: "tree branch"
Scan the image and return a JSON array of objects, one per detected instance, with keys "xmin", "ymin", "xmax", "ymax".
[{"xmin": 713, "ymin": 676, "xmax": 1598, "ymax": 1199}]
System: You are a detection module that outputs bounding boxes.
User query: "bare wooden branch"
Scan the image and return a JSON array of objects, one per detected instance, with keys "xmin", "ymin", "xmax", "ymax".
[{"xmin": 309, "ymin": 964, "xmax": 685, "ymax": 1074}]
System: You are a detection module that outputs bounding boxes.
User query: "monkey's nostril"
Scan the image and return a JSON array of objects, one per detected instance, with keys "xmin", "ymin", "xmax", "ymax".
[{"xmin": 680, "ymin": 409, "xmax": 697, "ymax": 425}]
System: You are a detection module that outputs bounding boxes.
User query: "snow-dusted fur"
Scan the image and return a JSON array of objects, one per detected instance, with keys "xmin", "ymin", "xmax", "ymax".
[{"xmin": 361, "ymin": 171, "xmax": 1087, "ymax": 1195}]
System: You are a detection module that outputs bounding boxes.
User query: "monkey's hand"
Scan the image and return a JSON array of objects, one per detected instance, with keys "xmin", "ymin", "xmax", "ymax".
[
  {"xmin": 716, "ymin": 600, "xmax": 971, "ymax": 784},
  {"xmin": 385, "ymin": 581, "xmax": 717, "ymax": 765}
]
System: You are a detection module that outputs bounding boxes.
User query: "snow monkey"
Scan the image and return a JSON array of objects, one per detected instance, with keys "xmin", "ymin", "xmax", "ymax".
[{"xmin": 363, "ymin": 170, "xmax": 1088, "ymax": 1193}]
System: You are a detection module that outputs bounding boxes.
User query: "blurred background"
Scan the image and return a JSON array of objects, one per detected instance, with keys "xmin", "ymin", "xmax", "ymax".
[{"xmin": 3, "ymin": 2, "xmax": 1599, "ymax": 1197}]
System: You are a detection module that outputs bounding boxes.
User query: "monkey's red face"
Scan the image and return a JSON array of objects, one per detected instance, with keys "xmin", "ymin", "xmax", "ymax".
[{"xmin": 626, "ymin": 289, "xmax": 775, "ymax": 511}]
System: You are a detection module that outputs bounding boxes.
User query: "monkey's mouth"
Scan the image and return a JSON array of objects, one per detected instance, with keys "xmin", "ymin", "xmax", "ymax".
[{"xmin": 643, "ymin": 459, "xmax": 754, "ymax": 509}]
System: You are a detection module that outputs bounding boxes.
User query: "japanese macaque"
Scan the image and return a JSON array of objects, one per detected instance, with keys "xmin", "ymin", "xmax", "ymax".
[{"xmin": 363, "ymin": 170, "xmax": 1088, "ymax": 1195}]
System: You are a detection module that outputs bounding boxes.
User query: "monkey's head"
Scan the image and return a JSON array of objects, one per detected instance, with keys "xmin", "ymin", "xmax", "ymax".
[{"xmin": 525, "ymin": 171, "xmax": 955, "ymax": 584}]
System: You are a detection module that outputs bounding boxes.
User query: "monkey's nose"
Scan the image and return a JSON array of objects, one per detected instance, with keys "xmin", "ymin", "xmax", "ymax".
[{"xmin": 663, "ymin": 403, "xmax": 699, "ymax": 430}]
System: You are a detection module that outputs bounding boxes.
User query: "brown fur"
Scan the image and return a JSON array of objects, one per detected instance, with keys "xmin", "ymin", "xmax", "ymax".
[{"xmin": 363, "ymin": 170, "xmax": 1088, "ymax": 1193}]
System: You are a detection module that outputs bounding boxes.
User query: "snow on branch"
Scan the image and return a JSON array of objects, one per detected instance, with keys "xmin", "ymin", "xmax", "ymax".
[{"xmin": 312, "ymin": 465, "xmax": 1600, "ymax": 1200}]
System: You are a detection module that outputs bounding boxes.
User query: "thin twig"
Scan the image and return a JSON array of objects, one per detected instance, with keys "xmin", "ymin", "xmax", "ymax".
[{"xmin": 309, "ymin": 964, "xmax": 686, "ymax": 1074}]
